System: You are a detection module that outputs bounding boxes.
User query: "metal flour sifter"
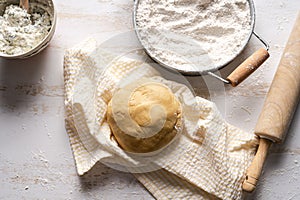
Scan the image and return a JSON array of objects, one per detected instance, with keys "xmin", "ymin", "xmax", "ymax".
[{"xmin": 133, "ymin": 0, "xmax": 270, "ymax": 87}]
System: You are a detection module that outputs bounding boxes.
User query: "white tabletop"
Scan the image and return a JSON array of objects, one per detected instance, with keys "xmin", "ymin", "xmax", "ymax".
[{"xmin": 0, "ymin": 0, "xmax": 299, "ymax": 199}]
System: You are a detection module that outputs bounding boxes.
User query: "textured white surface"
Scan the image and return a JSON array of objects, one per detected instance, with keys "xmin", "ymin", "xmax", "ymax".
[{"xmin": 0, "ymin": 0, "xmax": 299, "ymax": 199}]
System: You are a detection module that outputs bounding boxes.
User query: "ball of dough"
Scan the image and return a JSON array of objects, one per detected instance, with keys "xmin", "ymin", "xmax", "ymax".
[{"xmin": 107, "ymin": 81, "xmax": 182, "ymax": 153}]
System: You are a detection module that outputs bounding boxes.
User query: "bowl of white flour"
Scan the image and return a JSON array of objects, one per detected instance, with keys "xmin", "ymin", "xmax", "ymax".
[
  {"xmin": 0, "ymin": 0, "xmax": 56, "ymax": 59},
  {"xmin": 134, "ymin": 0, "xmax": 255, "ymax": 75}
]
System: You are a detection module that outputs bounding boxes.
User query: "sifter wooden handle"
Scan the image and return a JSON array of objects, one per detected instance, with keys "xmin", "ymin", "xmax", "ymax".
[
  {"xmin": 243, "ymin": 12, "xmax": 300, "ymax": 193},
  {"xmin": 227, "ymin": 48, "xmax": 269, "ymax": 87}
]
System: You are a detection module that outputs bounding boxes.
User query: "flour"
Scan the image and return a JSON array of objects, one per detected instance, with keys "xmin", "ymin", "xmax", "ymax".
[
  {"xmin": 0, "ymin": 5, "xmax": 52, "ymax": 55},
  {"xmin": 135, "ymin": 0, "xmax": 252, "ymax": 72}
]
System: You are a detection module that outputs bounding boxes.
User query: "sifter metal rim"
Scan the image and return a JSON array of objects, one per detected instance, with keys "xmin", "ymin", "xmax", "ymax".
[{"xmin": 133, "ymin": 0, "xmax": 256, "ymax": 76}]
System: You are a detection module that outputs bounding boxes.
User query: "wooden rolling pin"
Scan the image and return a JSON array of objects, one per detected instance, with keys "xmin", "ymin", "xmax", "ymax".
[{"xmin": 242, "ymin": 12, "xmax": 300, "ymax": 192}]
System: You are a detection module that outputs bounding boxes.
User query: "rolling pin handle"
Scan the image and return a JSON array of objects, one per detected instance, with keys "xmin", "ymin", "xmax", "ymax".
[
  {"xmin": 242, "ymin": 175, "xmax": 258, "ymax": 192},
  {"xmin": 242, "ymin": 138, "xmax": 272, "ymax": 192}
]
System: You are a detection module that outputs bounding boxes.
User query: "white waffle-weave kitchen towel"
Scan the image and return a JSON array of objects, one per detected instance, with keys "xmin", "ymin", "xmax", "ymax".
[{"xmin": 63, "ymin": 38, "xmax": 258, "ymax": 200}]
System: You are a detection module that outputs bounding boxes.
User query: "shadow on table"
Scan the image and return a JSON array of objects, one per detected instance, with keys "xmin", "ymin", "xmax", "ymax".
[
  {"xmin": 0, "ymin": 49, "xmax": 50, "ymax": 110},
  {"xmin": 78, "ymin": 161, "xmax": 150, "ymax": 194}
]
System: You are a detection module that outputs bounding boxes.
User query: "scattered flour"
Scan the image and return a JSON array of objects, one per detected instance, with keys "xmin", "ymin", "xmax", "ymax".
[
  {"xmin": 0, "ymin": 5, "xmax": 52, "ymax": 55},
  {"xmin": 135, "ymin": 0, "xmax": 252, "ymax": 72}
]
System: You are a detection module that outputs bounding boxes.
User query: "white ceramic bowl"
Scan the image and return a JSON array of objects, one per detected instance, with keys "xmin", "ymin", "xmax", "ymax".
[{"xmin": 0, "ymin": 0, "xmax": 57, "ymax": 59}]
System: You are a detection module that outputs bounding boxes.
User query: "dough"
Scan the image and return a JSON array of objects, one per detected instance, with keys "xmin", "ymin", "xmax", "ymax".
[{"xmin": 107, "ymin": 80, "xmax": 182, "ymax": 153}]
